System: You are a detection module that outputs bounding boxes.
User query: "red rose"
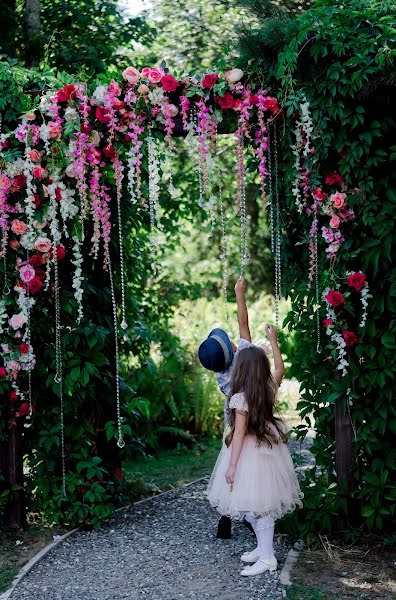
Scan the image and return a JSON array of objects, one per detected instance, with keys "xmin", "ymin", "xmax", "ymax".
[
  {"xmin": 15, "ymin": 174, "xmax": 27, "ymax": 188},
  {"xmin": 29, "ymin": 254, "xmax": 46, "ymax": 267},
  {"xmin": 19, "ymin": 343, "xmax": 29, "ymax": 354},
  {"xmin": 325, "ymin": 290, "xmax": 345, "ymax": 307},
  {"xmin": 217, "ymin": 92, "xmax": 235, "ymax": 110},
  {"xmin": 33, "ymin": 193, "xmax": 43, "ymax": 208},
  {"xmin": 323, "ymin": 319, "xmax": 334, "ymax": 327},
  {"xmin": 55, "ymin": 187, "xmax": 62, "ymax": 201},
  {"xmin": 347, "ymin": 272, "xmax": 367, "ymax": 292},
  {"xmin": 95, "ymin": 107, "xmax": 111, "ymax": 123},
  {"xmin": 232, "ymin": 98, "xmax": 242, "ymax": 111},
  {"xmin": 16, "ymin": 402, "xmax": 31, "ymax": 417},
  {"xmin": 57, "ymin": 84, "xmax": 76, "ymax": 103},
  {"xmin": 324, "ymin": 172, "xmax": 346, "ymax": 187},
  {"xmin": 103, "ymin": 143, "xmax": 116, "ymax": 159},
  {"xmin": 312, "ymin": 188, "xmax": 327, "ymax": 201},
  {"xmin": 202, "ymin": 73, "xmax": 219, "ymax": 89},
  {"xmin": 161, "ymin": 74, "xmax": 179, "ymax": 92},
  {"xmin": 10, "ymin": 391, "xmax": 19, "ymax": 402},
  {"xmin": 34, "ymin": 268, "xmax": 45, "ymax": 281},
  {"xmin": 28, "ymin": 276, "xmax": 44, "ymax": 295},
  {"xmin": 342, "ymin": 330, "xmax": 358, "ymax": 347},
  {"xmin": 56, "ymin": 245, "xmax": 66, "ymax": 261},
  {"xmin": 80, "ymin": 123, "xmax": 92, "ymax": 135},
  {"xmin": 0, "ymin": 367, "xmax": 7, "ymax": 378},
  {"xmin": 250, "ymin": 94, "xmax": 259, "ymax": 106},
  {"xmin": 114, "ymin": 467, "xmax": 123, "ymax": 481},
  {"xmin": 266, "ymin": 96, "xmax": 280, "ymax": 114}
]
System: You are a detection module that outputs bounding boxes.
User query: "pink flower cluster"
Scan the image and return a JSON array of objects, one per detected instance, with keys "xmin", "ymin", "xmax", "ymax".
[{"xmin": 253, "ymin": 90, "xmax": 269, "ymax": 208}]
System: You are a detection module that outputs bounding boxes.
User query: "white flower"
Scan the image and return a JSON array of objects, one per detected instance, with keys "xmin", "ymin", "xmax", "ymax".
[
  {"xmin": 91, "ymin": 85, "xmax": 107, "ymax": 105},
  {"xmin": 148, "ymin": 87, "xmax": 165, "ymax": 106}
]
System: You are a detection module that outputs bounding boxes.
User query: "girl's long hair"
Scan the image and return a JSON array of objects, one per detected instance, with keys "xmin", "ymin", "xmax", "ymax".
[{"xmin": 225, "ymin": 346, "xmax": 286, "ymax": 448}]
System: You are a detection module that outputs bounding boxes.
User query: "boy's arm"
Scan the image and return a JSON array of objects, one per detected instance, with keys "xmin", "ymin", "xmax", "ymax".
[
  {"xmin": 265, "ymin": 324, "xmax": 285, "ymax": 386},
  {"xmin": 235, "ymin": 278, "xmax": 252, "ymax": 342}
]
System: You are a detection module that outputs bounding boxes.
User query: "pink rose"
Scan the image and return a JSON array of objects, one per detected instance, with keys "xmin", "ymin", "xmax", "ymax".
[
  {"xmin": 232, "ymin": 98, "xmax": 242, "ymax": 111},
  {"xmin": 29, "ymin": 149, "xmax": 41, "ymax": 162},
  {"xmin": 137, "ymin": 84, "xmax": 150, "ymax": 95},
  {"xmin": 48, "ymin": 122, "xmax": 62, "ymax": 139},
  {"xmin": 32, "ymin": 166, "xmax": 47, "ymax": 180},
  {"xmin": 148, "ymin": 68, "xmax": 164, "ymax": 83},
  {"xmin": 11, "ymin": 220, "xmax": 28, "ymax": 235},
  {"xmin": 161, "ymin": 74, "xmax": 179, "ymax": 92},
  {"xmin": 331, "ymin": 192, "xmax": 346, "ymax": 210},
  {"xmin": 224, "ymin": 68, "xmax": 244, "ymax": 83},
  {"xmin": 329, "ymin": 215, "xmax": 341, "ymax": 229},
  {"xmin": 9, "ymin": 240, "xmax": 20, "ymax": 250},
  {"xmin": 109, "ymin": 79, "xmax": 121, "ymax": 96},
  {"xmin": 122, "ymin": 67, "xmax": 141, "ymax": 84},
  {"xmin": 20, "ymin": 265, "xmax": 36, "ymax": 283},
  {"xmin": 162, "ymin": 103, "xmax": 179, "ymax": 118},
  {"xmin": 34, "ymin": 236, "xmax": 52, "ymax": 253},
  {"xmin": 25, "ymin": 112, "xmax": 36, "ymax": 121},
  {"xmin": 141, "ymin": 67, "xmax": 151, "ymax": 78},
  {"xmin": 9, "ymin": 313, "xmax": 27, "ymax": 330},
  {"xmin": 6, "ymin": 360, "xmax": 20, "ymax": 372},
  {"xmin": 1, "ymin": 344, "xmax": 11, "ymax": 353}
]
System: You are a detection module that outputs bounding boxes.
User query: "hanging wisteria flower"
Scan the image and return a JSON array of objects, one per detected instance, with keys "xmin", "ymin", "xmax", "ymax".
[{"xmin": 254, "ymin": 90, "xmax": 269, "ymax": 208}]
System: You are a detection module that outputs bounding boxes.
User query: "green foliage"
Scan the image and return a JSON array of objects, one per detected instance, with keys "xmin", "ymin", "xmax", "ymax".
[
  {"xmin": 1, "ymin": 0, "xmax": 153, "ymax": 72},
  {"xmin": 240, "ymin": 0, "xmax": 396, "ymax": 538}
]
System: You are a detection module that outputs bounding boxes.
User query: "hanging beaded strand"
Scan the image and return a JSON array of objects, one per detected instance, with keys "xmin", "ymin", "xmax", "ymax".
[
  {"xmin": 314, "ymin": 228, "xmax": 322, "ymax": 353},
  {"xmin": 218, "ymin": 170, "xmax": 230, "ymax": 323},
  {"xmin": 115, "ymin": 159, "xmax": 128, "ymax": 331},
  {"xmin": 53, "ymin": 247, "xmax": 67, "ymax": 500},
  {"xmin": 267, "ymin": 124, "xmax": 275, "ymax": 254},
  {"xmin": 237, "ymin": 132, "xmax": 248, "ymax": 277},
  {"xmin": 108, "ymin": 254, "xmax": 124, "ymax": 449},
  {"xmin": 3, "ymin": 253, "xmax": 10, "ymax": 295},
  {"xmin": 273, "ymin": 121, "xmax": 282, "ymax": 328}
]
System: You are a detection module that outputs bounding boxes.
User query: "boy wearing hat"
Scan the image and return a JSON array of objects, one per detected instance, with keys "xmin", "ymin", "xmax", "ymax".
[{"xmin": 198, "ymin": 277, "xmax": 252, "ymax": 538}]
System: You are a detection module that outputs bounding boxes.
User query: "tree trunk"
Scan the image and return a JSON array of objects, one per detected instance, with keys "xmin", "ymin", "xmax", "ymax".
[
  {"xmin": 335, "ymin": 394, "xmax": 354, "ymax": 531},
  {"xmin": 0, "ymin": 0, "xmax": 17, "ymax": 58},
  {"xmin": 24, "ymin": 0, "xmax": 41, "ymax": 67}
]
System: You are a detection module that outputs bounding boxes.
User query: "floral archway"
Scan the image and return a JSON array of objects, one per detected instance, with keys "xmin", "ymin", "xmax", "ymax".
[{"xmin": 0, "ymin": 64, "xmax": 368, "ymax": 522}]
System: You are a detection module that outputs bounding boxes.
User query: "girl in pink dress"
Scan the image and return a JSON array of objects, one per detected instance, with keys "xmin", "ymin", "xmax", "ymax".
[{"xmin": 207, "ymin": 325, "xmax": 303, "ymax": 576}]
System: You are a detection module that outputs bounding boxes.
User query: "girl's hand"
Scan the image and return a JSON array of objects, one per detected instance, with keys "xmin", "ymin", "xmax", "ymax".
[
  {"xmin": 225, "ymin": 464, "xmax": 237, "ymax": 485},
  {"xmin": 234, "ymin": 277, "xmax": 247, "ymax": 298},
  {"xmin": 265, "ymin": 324, "xmax": 278, "ymax": 344}
]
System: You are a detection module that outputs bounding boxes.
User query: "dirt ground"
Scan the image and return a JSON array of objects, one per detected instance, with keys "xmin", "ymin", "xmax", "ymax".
[{"xmin": 290, "ymin": 540, "xmax": 396, "ymax": 599}]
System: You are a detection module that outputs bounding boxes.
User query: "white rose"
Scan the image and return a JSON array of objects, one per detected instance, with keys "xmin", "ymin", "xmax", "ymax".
[{"xmin": 224, "ymin": 68, "xmax": 244, "ymax": 83}]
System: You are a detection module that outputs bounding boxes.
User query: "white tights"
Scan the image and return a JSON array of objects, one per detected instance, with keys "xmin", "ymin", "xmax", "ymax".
[{"xmin": 245, "ymin": 514, "xmax": 275, "ymax": 560}]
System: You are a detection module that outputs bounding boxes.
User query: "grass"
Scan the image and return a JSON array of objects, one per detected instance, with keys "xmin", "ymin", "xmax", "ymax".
[
  {"xmin": 285, "ymin": 584, "xmax": 337, "ymax": 599},
  {"xmin": 122, "ymin": 437, "xmax": 221, "ymax": 502},
  {"xmin": 288, "ymin": 544, "xmax": 396, "ymax": 600},
  {"xmin": 0, "ymin": 524, "xmax": 66, "ymax": 593}
]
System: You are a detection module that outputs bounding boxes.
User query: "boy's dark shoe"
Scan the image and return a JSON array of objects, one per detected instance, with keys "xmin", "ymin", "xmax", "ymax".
[
  {"xmin": 216, "ymin": 515, "xmax": 232, "ymax": 539},
  {"xmin": 243, "ymin": 516, "xmax": 254, "ymax": 533}
]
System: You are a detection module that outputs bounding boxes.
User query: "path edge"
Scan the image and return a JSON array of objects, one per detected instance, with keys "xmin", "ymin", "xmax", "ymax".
[
  {"xmin": 0, "ymin": 475, "xmax": 209, "ymax": 600},
  {"xmin": 279, "ymin": 540, "xmax": 304, "ymax": 595}
]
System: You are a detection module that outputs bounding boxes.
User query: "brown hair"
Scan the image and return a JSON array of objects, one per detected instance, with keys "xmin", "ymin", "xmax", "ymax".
[{"xmin": 225, "ymin": 346, "xmax": 286, "ymax": 448}]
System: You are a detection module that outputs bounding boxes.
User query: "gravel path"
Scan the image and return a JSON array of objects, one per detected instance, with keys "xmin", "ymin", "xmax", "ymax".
[{"xmin": 10, "ymin": 436, "xmax": 313, "ymax": 600}]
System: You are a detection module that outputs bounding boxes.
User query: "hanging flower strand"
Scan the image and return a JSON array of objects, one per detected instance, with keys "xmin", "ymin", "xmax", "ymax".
[{"xmin": 254, "ymin": 90, "xmax": 269, "ymax": 210}]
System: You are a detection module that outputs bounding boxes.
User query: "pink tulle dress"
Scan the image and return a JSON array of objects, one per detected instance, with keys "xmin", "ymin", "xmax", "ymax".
[{"xmin": 206, "ymin": 392, "xmax": 303, "ymax": 519}]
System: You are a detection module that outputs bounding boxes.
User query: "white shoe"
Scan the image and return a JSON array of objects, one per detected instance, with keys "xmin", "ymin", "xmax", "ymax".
[
  {"xmin": 240, "ymin": 556, "xmax": 277, "ymax": 576},
  {"xmin": 241, "ymin": 548, "xmax": 261, "ymax": 563}
]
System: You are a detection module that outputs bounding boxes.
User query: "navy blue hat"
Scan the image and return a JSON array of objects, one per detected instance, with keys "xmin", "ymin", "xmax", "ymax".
[{"xmin": 198, "ymin": 328, "xmax": 234, "ymax": 373}]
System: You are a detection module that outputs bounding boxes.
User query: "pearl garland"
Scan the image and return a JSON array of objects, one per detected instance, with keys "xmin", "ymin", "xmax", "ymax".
[
  {"xmin": 272, "ymin": 121, "xmax": 282, "ymax": 328},
  {"xmin": 107, "ymin": 255, "xmax": 124, "ymax": 449}
]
